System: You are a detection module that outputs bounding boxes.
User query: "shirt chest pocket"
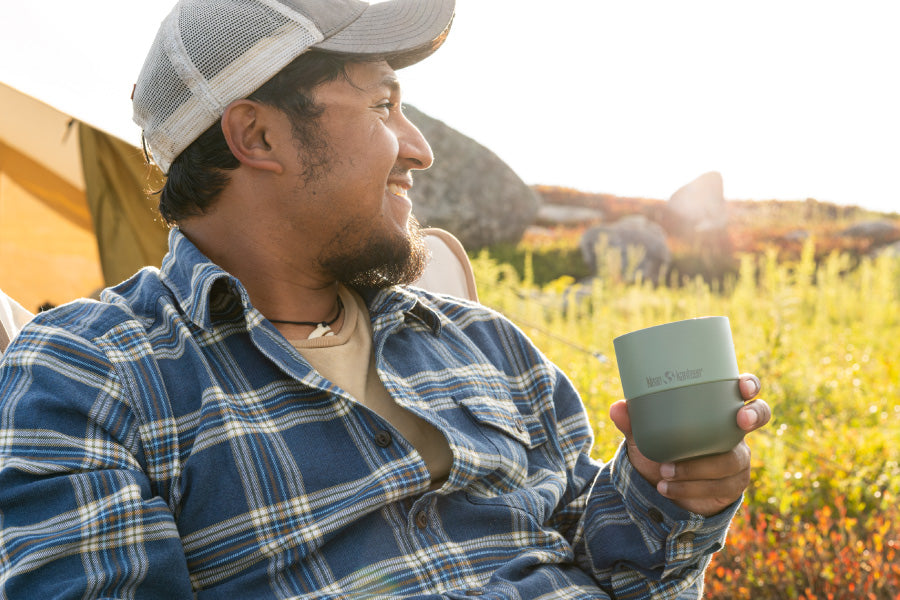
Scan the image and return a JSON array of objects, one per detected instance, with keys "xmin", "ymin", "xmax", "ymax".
[
  {"xmin": 453, "ymin": 393, "xmax": 568, "ymax": 529},
  {"xmin": 452, "ymin": 393, "xmax": 549, "ymax": 488},
  {"xmin": 457, "ymin": 394, "xmax": 546, "ymax": 448}
]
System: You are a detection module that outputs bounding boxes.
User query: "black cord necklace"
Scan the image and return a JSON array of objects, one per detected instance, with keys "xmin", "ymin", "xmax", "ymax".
[{"xmin": 268, "ymin": 296, "xmax": 344, "ymax": 328}]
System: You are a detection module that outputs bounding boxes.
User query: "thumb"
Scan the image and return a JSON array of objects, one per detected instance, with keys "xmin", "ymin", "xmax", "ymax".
[
  {"xmin": 610, "ymin": 398, "xmax": 663, "ymax": 486},
  {"xmin": 609, "ymin": 399, "xmax": 633, "ymax": 437}
]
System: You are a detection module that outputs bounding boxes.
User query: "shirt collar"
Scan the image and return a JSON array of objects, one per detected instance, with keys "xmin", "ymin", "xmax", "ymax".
[
  {"xmin": 363, "ymin": 286, "xmax": 443, "ymax": 336},
  {"xmin": 159, "ymin": 228, "xmax": 251, "ymax": 331}
]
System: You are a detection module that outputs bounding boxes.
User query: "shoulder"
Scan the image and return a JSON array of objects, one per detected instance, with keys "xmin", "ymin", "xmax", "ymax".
[
  {"xmin": 0, "ymin": 268, "xmax": 184, "ymax": 429},
  {"xmin": 3, "ymin": 267, "xmax": 172, "ymax": 365},
  {"xmin": 400, "ymin": 285, "xmax": 512, "ymax": 334},
  {"xmin": 401, "ymin": 286, "xmax": 552, "ymax": 369}
]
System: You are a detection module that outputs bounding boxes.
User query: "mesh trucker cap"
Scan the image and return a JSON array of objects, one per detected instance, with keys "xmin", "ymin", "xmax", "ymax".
[{"xmin": 133, "ymin": 0, "xmax": 455, "ymax": 173}]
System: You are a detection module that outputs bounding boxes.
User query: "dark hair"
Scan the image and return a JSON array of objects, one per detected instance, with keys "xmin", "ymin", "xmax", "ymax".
[{"xmin": 157, "ymin": 50, "xmax": 364, "ymax": 224}]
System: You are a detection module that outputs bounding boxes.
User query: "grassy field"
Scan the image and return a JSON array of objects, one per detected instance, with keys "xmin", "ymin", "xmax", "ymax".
[{"xmin": 470, "ymin": 235, "xmax": 900, "ymax": 599}]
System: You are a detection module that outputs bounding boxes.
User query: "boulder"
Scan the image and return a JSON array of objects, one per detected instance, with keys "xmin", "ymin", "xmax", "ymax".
[
  {"xmin": 664, "ymin": 172, "xmax": 735, "ymax": 278},
  {"xmin": 579, "ymin": 215, "xmax": 671, "ymax": 284},
  {"xmin": 840, "ymin": 219, "xmax": 900, "ymax": 244},
  {"xmin": 782, "ymin": 229, "xmax": 811, "ymax": 243},
  {"xmin": 665, "ymin": 171, "xmax": 727, "ymax": 236},
  {"xmin": 404, "ymin": 105, "xmax": 540, "ymax": 249}
]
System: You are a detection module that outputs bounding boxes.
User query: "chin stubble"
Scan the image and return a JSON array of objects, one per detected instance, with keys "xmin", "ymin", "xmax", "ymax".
[{"xmin": 318, "ymin": 216, "xmax": 429, "ymax": 291}]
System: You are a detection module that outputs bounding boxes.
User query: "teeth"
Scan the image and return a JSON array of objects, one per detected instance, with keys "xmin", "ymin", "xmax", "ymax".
[{"xmin": 388, "ymin": 183, "xmax": 407, "ymax": 198}]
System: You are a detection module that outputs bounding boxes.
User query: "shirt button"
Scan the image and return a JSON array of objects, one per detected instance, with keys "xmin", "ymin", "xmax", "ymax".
[
  {"xmin": 465, "ymin": 590, "xmax": 484, "ymax": 596},
  {"xmin": 374, "ymin": 430, "xmax": 393, "ymax": 448},
  {"xmin": 679, "ymin": 532, "xmax": 696, "ymax": 544},
  {"xmin": 648, "ymin": 508, "xmax": 665, "ymax": 524},
  {"xmin": 415, "ymin": 511, "xmax": 428, "ymax": 529}
]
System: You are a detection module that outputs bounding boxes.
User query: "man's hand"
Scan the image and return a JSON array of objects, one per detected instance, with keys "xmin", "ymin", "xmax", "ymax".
[{"xmin": 609, "ymin": 373, "xmax": 771, "ymax": 516}]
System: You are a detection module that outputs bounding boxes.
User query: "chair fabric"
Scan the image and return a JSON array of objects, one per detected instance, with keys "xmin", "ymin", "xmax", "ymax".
[
  {"xmin": 414, "ymin": 228, "xmax": 478, "ymax": 302},
  {"xmin": 0, "ymin": 289, "xmax": 33, "ymax": 354}
]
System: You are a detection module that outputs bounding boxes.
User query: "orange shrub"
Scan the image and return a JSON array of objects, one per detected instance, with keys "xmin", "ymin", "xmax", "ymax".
[{"xmin": 705, "ymin": 494, "xmax": 900, "ymax": 599}]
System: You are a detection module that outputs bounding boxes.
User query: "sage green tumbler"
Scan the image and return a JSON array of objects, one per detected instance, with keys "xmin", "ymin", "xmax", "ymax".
[{"xmin": 613, "ymin": 316, "xmax": 745, "ymax": 463}]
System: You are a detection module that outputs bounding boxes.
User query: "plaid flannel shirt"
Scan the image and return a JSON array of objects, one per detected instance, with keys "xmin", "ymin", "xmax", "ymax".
[{"xmin": 0, "ymin": 229, "xmax": 737, "ymax": 599}]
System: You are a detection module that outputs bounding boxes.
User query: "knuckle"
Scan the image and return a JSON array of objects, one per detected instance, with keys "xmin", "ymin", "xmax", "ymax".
[{"xmin": 754, "ymin": 398, "xmax": 772, "ymax": 423}]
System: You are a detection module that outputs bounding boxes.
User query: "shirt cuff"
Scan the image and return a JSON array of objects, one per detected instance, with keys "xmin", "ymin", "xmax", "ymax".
[{"xmin": 606, "ymin": 441, "xmax": 740, "ymax": 579}]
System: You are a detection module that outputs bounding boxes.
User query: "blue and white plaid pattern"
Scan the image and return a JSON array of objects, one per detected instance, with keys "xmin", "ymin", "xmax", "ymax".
[{"xmin": 0, "ymin": 229, "xmax": 737, "ymax": 599}]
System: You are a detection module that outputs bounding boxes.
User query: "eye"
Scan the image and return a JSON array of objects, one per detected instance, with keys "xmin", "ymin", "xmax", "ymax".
[{"xmin": 374, "ymin": 101, "xmax": 396, "ymax": 112}]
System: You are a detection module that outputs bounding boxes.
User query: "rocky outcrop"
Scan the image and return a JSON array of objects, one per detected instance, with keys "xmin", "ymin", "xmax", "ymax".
[
  {"xmin": 579, "ymin": 215, "xmax": 671, "ymax": 284},
  {"xmin": 664, "ymin": 172, "xmax": 735, "ymax": 277},
  {"xmin": 404, "ymin": 105, "xmax": 540, "ymax": 249},
  {"xmin": 840, "ymin": 220, "xmax": 900, "ymax": 244},
  {"xmin": 665, "ymin": 171, "xmax": 727, "ymax": 236}
]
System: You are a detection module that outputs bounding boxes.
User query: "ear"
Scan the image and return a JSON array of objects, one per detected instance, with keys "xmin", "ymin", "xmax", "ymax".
[{"xmin": 221, "ymin": 100, "xmax": 284, "ymax": 174}]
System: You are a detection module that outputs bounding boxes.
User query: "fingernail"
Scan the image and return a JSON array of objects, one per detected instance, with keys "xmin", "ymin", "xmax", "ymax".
[
  {"xmin": 747, "ymin": 375, "xmax": 761, "ymax": 397},
  {"xmin": 660, "ymin": 463, "xmax": 676, "ymax": 479},
  {"xmin": 743, "ymin": 407, "xmax": 759, "ymax": 427},
  {"xmin": 657, "ymin": 480, "xmax": 669, "ymax": 495}
]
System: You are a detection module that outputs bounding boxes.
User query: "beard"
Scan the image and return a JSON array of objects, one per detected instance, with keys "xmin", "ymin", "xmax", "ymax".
[{"xmin": 317, "ymin": 214, "xmax": 429, "ymax": 291}]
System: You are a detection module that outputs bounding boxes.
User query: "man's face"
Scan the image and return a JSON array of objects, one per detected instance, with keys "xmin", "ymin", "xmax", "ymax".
[{"xmin": 281, "ymin": 59, "xmax": 434, "ymax": 289}]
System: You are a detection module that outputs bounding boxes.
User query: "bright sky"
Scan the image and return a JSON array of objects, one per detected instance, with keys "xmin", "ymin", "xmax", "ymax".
[{"xmin": 2, "ymin": 1, "xmax": 898, "ymax": 213}]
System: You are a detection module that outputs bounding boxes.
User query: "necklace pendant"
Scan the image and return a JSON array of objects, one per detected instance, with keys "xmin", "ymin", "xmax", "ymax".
[{"xmin": 308, "ymin": 323, "xmax": 335, "ymax": 339}]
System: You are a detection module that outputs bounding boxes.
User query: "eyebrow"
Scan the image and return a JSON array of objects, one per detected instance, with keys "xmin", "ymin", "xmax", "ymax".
[{"xmin": 374, "ymin": 74, "xmax": 401, "ymax": 95}]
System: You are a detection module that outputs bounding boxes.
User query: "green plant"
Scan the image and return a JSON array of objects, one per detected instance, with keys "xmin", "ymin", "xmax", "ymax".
[{"xmin": 470, "ymin": 238, "xmax": 900, "ymax": 598}]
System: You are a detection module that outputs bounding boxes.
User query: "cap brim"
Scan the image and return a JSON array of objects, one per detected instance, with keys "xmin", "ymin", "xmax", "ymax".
[{"xmin": 313, "ymin": 0, "xmax": 455, "ymax": 69}]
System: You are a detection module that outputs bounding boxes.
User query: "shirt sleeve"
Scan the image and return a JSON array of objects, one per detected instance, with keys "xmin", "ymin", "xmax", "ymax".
[
  {"xmin": 577, "ymin": 442, "xmax": 740, "ymax": 597},
  {"xmin": 0, "ymin": 323, "xmax": 194, "ymax": 599},
  {"xmin": 542, "ymin": 361, "xmax": 740, "ymax": 598}
]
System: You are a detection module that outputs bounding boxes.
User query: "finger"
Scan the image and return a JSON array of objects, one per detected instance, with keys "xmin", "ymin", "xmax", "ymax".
[
  {"xmin": 737, "ymin": 398, "xmax": 771, "ymax": 432},
  {"xmin": 660, "ymin": 442, "xmax": 750, "ymax": 483},
  {"xmin": 657, "ymin": 466, "xmax": 750, "ymax": 510},
  {"xmin": 657, "ymin": 443, "xmax": 752, "ymax": 513},
  {"xmin": 739, "ymin": 373, "xmax": 761, "ymax": 400},
  {"xmin": 609, "ymin": 399, "xmax": 668, "ymax": 485},
  {"xmin": 608, "ymin": 398, "xmax": 632, "ymax": 437}
]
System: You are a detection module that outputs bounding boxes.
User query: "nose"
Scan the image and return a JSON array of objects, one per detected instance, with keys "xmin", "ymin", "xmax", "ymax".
[{"xmin": 396, "ymin": 109, "xmax": 434, "ymax": 171}]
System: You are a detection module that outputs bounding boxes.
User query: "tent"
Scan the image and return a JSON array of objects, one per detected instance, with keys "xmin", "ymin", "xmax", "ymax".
[{"xmin": 0, "ymin": 82, "xmax": 168, "ymax": 312}]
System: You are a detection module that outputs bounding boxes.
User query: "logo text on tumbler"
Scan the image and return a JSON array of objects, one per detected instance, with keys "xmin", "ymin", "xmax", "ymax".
[{"xmin": 646, "ymin": 367, "xmax": 703, "ymax": 388}]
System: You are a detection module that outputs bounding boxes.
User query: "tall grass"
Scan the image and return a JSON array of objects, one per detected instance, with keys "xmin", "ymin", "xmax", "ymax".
[{"xmin": 470, "ymin": 238, "xmax": 900, "ymax": 598}]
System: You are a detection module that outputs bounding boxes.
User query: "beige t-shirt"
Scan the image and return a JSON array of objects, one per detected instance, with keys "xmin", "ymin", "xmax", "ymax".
[{"xmin": 289, "ymin": 287, "xmax": 452, "ymax": 486}]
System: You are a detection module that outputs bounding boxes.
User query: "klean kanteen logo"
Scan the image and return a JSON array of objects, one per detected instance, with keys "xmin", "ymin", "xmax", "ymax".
[{"xmin": 646, "ymin": 367, "xmax": 703, "ymax": 388}]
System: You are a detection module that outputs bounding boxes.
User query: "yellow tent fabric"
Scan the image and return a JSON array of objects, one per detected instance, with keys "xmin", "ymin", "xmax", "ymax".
[
  {"xmin": 79, "ymin": 123, "xmax": 168, "ymax": 288},
  {"xmin": 0, "ymin": 82, "xmax": 168, "ymax": 312}
]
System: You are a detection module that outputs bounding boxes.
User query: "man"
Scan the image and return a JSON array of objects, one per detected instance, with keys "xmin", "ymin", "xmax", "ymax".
[{"xmin": 0, "ymin": 0, "xmax": 771, "ymax": 597}]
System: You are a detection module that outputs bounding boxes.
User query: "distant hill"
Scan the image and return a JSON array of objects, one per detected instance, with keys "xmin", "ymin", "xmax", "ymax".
[
  {"xmin": 523, "ymin": 185, "xmax": 900, "ymax": 286},
  {"xmin": 533, "ymin": 184, "xmax": 896, "ymax": 223},
  {"xmin": 531, "ymin": 185, "xmax": 899, "ymax": 258}
]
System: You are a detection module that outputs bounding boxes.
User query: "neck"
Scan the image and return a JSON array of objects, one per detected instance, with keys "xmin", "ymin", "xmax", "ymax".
[
  {"xmin": 178, "ymin": 218, "xmax": 340, "ymax": 327},
  {"xmin": 268, "ymin": 295, "xmax": 343, "ymax": 327}
]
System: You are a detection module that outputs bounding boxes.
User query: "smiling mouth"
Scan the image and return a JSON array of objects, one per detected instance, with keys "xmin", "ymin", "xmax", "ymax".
[{"xmin": 388, "ymin": 183, "xmax": 408, "ymax": 199}]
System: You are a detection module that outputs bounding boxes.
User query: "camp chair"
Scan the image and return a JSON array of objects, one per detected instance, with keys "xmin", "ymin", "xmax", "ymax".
[
  {"xmin": 415, "ymin": 228, "xmax": 478, "ymax": 302},
  {"xmin": 0, "ymin": 289, "xmax": 33, "ymax": 355}
]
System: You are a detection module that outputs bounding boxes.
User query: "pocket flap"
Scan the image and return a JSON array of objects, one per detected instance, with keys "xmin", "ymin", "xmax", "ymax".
[{"xmin": 456, "ymin": 395, "xmax": 546, "ymax": 449}]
